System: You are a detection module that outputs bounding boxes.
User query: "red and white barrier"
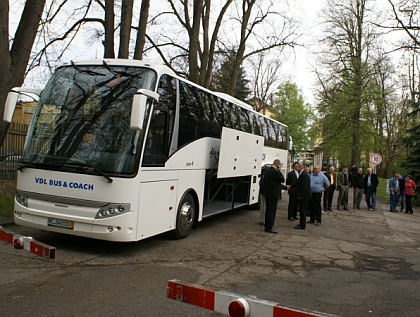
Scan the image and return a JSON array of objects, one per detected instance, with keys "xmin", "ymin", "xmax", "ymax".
[
  {"xmin": 0, "ymin": 226, "xmax": 56, "ymax": 260},
  {"xmin": 167, "ymin": 279, "xmax": 339, "ymax": 317}
]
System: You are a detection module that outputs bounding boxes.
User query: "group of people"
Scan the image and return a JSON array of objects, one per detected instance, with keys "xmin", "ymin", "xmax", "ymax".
[
  {"xmin": 286, "ymin": 163, "xmax": 330, "ymax": 230},
  {"xmin": 260, "ymin": 160, "xmax": 328, "ymax": 233},
  {"xmin": 389, "ymin": 171, "xmax": 417, "ymax": 214},
  {"xmin": 332, "ymin": 165, "xmax": 380, "ymax": 212},
  {"xmin": 259, "ymin": 160, "xmax": 416, "ymax": 234}
]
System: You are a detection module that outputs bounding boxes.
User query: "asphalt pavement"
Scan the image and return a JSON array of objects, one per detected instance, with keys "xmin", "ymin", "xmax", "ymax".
[{"xmin": 0, "ymin": 189, "xmax": 419, "ymax": 317}]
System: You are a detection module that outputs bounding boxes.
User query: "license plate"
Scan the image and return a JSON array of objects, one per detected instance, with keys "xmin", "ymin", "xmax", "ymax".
[{"xmin": 47, "ymin": 218, "xmax": 74, "ymax": 230}]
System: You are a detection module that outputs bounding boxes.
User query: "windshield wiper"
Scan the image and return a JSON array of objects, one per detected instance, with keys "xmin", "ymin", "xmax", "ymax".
[
  {"xmin": 52, "ymin": 161, "xmax": 113, "ymax": 183},
  {"xmin": 18, "ymin": 161, "xmax": 53, "ymax": 171},
  {"xmin": 88, "ymin": 166, "xmax": 113, "ymax": 183},
  {"xmin": 18, "ymin": 161, "xmax": 113, "ymax": 183}
]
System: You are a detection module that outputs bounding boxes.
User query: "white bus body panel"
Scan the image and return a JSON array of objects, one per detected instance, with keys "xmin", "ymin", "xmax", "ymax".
[
  {"xmin": 218, "ymin": 127, "xmax": 264, "ymax": 205},
  {"xmin": 262, "ymin": 147, "xmax": 289, "ymax": 176},
  {"xmin": 218, "ymin": 127, "xmax": 264, "ymax": 178},
  {"xmin": 165, "ymin": 137, "xmax": 220, "ymax": 170},
  {"xmin": 14, "ymin": 169, "xmax": 140, "ymax": 241},
  {"xmin": 137, "ymin": 177, "xmax": 178, "ymax": 239}
]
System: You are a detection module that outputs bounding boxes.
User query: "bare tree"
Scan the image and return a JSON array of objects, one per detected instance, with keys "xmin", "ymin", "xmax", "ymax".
[
  {"xmin": 148, "ymin": 0, "xmax": 300, "ymax": 94},
  {"xmin": 386, "ymin": 0, "xmax": 420, "ymax": 50},
  {"xmin": 157, "ymin": 0, "xmax": 234, "ymax": 85},
  {"xmin": 118, "ymin": 0, "xmax": 134, "ymax": 58},
  {"xmin": 87, "ymin": 0, "xmax": 151, "ymax": 59},
  {"xmin": 0, "ymin": 0, "xmax": 46, "ymax": 147},
  {"xmin": 134, "ymin": 0, "xmax": 150, "ymax": 60},
  {"xmin": 247, "ymin": 52, "xmax": 282, "ymax": 112},
  {"xmin": 104, "ymin": 0, "xmax": 115, "ymax": 58}
]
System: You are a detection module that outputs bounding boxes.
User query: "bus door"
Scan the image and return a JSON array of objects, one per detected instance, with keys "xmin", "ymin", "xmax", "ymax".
[{"xmin": 137, "ymin": 75, "xmax": 178, "ymax": 238}]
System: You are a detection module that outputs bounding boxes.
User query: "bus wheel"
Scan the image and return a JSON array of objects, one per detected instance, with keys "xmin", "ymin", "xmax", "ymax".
[{"xmin": 174, "ymin": 193, "xmax": 195, "ymax": 239}]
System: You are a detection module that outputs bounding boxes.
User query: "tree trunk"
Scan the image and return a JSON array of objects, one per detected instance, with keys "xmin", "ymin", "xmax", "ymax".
[
  {"xmin": 187, "ymin": 0, "xmax": 202, "ymax": 84},
  {"xmin": 198, "ymin": 0, "xmax": 211, "ymax": 86},
  {"xmin": 228, "ymin": 0, "xmax": 256, "ymax": 97},
  {"xmin": 103, "ymin": 0, "xmax": 115, "ymax": 58},
  {"xmin": 0, "ymin": 0, "xmax": 46, "ymax": 147},
  {"xmin": 134, "ymin": 0, "xmax": 150, "ymax": 60},
  {"xmin": 118, "ymin": 0, "xmax": 134, "ymax": 59},
  {"xmin": 203, "ymin": 0, "xmax": 233, "ymax": 88},
  {"xmin": 351, "ymin": 0, "xmax": 365, "ymax": 166}
]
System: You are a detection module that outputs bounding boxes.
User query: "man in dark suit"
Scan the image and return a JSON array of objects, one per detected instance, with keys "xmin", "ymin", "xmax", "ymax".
[
  {"xmin": 323, "ymin": 166, "xmax": 336, "ymax": 211},
  {"xmin": 288, "ymin": 163, "xmax": 312, "ymax": 230},
  {"xmin": 263, "ymin": 159, "xmax": 285, "ymax": 234},
  {"xmin": 286, "ymin": 162, "xmax": 299, "ymax": 221},
  {"xmin": 364, "ymin": 167, "xmax": 379, "ymax": 211}
]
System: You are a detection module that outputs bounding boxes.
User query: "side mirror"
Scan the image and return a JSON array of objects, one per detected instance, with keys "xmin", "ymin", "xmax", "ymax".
[
  {"xmin": 130, "ymin": 89, "xmax": 159, "ymax": 130},
  {"xmin": 3, "ymin": 87, "xmax": 41, "ymax": 123}
]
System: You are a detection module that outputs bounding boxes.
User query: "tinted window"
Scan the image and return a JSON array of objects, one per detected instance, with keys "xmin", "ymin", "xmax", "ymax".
[
  {"xmin": 179, "ymin": 82, "xmax": 222, "ymax": 148},
  {"xmin": 142, "ymin": 75, "xmax": 176, "ymax": 166},
  {"xmin": 178, "ymin": 80, "xmax": 287, "ymax": 150}
]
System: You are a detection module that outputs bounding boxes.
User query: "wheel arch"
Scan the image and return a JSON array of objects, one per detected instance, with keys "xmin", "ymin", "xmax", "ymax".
[{"xmin": 178, "ymin": 188, "xmax": 200, "ymax": 229}]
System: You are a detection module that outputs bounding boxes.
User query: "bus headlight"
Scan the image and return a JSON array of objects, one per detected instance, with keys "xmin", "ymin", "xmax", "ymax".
[
  {"xmin": 95, "ymin": 203, "xmax": 130, "ymax": 219},
  {"xmin": 16, "ymin": 191, "xmax": 29, "ymax": 207}
]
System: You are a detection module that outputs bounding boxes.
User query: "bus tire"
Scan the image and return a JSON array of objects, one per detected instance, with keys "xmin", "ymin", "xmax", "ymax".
[{"xmin": 174, "ymin": 193, "xmax": 195, "ymax": 239}]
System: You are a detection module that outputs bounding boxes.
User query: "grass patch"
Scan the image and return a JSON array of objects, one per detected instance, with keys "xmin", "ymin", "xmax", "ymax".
[
  {"xmin": 376, "ymin": 177, "xmax": 390, "ymax": 202},
  {"xmin": 0, "ymin": 194, "xmax": 14, "ymax": 217}
]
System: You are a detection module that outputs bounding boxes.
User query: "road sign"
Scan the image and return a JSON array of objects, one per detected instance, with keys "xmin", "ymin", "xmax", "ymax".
[{"xmin": 370, "ymin": 153, "xmax": 382, "ymax": 165}]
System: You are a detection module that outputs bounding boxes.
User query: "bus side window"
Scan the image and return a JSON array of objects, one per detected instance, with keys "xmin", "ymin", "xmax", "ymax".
[
  {"xmin": 142, "ymin": 75, "xmax": 176, "ymax": 166},
  {"xmin": 178, "ymin": 82, "xmax": 200, "ymax": 147}
]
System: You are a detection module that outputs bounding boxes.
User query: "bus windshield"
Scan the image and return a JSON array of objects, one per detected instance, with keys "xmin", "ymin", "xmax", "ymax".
[{"xmin": 21, "ymin": 64, "xmax": 156, "ymax": 177}]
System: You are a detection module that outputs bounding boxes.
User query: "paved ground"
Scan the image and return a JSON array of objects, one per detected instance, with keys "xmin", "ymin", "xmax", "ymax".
[{"xmin": 0, "ymin": 190, "xmax": 419, "ymax": 317}]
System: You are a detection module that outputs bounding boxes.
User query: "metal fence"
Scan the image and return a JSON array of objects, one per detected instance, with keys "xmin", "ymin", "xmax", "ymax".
[{"xmin": 0, "ymin": 122, "xmax": 28, "ymax": 180}]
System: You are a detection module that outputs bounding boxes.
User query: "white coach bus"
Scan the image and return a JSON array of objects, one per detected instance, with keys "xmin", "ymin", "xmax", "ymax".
[{"xmin": 3, "ymin": 59, "xmax": 289, "ymax": 242}]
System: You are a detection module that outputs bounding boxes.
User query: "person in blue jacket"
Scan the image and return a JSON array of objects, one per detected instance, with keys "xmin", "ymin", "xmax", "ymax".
[{"xmin": 389, "ymin": 171, "xmax": 400, "ymax": 212}]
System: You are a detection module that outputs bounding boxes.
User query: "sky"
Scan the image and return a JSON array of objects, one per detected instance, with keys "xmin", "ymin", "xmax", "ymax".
[
  {"xmin": 14, "ymin": 0, "xmax": 401, "ymax": 107},
  {"xmin": 18, "ymin": 0, "xmax": 326, "ymax": 106},
  {"xmin": 278, "ymin": 0, "xmax": 326, "ymax": 104}
]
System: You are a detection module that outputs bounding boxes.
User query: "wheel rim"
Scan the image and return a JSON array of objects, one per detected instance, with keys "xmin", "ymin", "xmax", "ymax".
[{"xmin": 180, "ymin": 201, "xmax": 194, "ymax": 230}]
